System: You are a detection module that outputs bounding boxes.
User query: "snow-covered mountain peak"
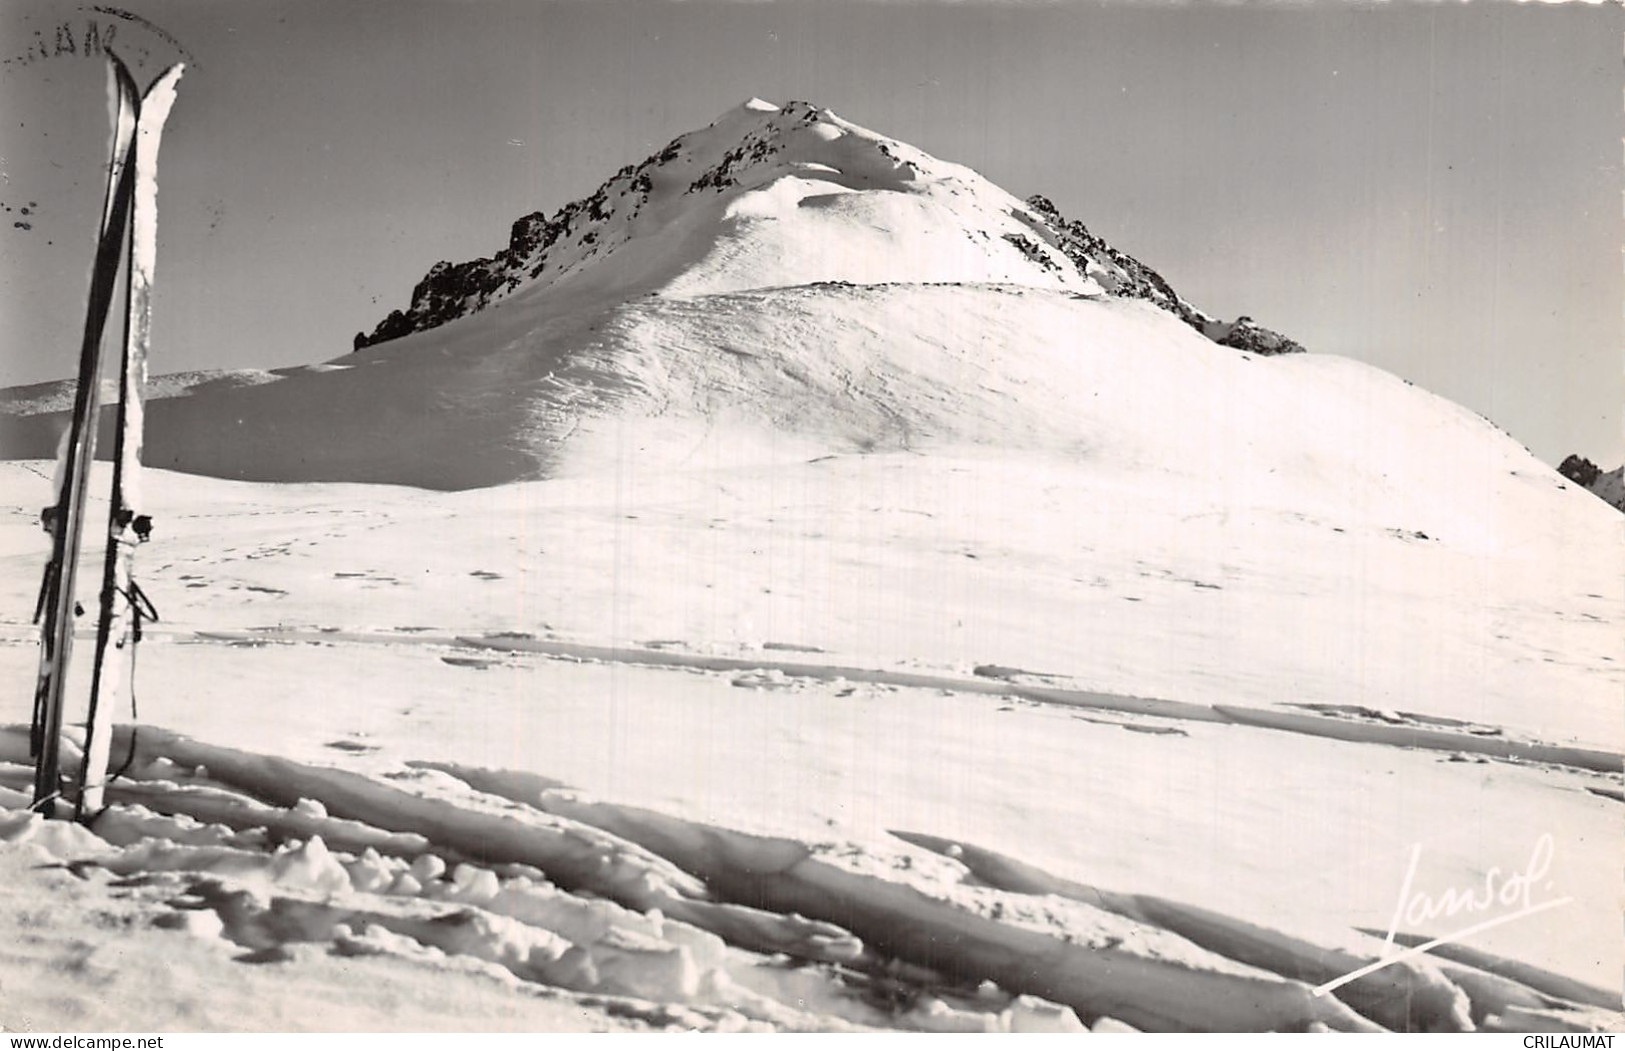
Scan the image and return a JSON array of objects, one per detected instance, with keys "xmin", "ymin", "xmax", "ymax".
[
  {"xmin": 5, "ymin": 100, "xmax": 1445, "ymax": 494},
  {"xmin": 353, "ymin": 99, "xmax": 1298, "ymax": 356}
]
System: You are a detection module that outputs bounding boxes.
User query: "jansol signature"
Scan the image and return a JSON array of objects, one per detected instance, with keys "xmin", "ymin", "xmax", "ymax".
[{"xmin": 1315, "ymin": 833, "xmax": 1572, "ymax": 996}]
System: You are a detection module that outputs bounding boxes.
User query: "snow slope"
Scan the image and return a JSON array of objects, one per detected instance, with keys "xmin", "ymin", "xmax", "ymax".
[{"xmin": 10, "ymin": 278, "xmax": 1619, "ymax": 745}]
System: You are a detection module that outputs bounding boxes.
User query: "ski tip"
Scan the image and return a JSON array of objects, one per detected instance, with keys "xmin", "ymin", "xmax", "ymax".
[
  {"xmin": 147, "ymin": 61, "xmax": 186, "ymax": 102},
  {"xmin": 104, "ymin": 48, "xmax": 139, "ymax": 99},
  {"xmin": 105, "ymin": 50, "xmax": 185, "ymax": 109}
]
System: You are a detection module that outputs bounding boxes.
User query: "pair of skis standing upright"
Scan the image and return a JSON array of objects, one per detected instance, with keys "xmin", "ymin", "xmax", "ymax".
[{"xmin": 30, "ymin": 54, "xmax": 183, "ymax": 821}]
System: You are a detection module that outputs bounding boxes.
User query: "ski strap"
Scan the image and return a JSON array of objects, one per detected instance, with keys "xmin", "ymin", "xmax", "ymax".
[
  {"xmin": 122, "ymin": 579, "xmax": 160, "ymax": 640},
  {"xmin": 32, "ymin": 562, "xmax": 57, "ymax": 625}
]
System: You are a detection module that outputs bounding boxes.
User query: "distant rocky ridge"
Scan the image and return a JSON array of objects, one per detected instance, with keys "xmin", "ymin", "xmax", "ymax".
[
  {"xmin": 354, "ymin": 101, "xmax": 1305, "ymax": 358},
  {"xmin": 1558, "ymin": 455, "xmax": 1625, "ymax": 513}
]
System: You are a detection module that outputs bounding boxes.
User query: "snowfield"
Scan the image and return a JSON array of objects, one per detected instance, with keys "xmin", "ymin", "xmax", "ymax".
[
  {"xmin": 1, "ymin": 98, "xmax": 1620, "ymax": 1032},
  {"xmin": 0, "ymin": 446, "xmax": 1617, "ymax": 1032}
]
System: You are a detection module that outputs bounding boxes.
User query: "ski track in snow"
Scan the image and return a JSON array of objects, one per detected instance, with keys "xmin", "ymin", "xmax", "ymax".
[
  {"xmin": 0, "ymin": 725, "xmax": 1617, "ymax": 1033},
  {"xmin": 0, "ymin": 615, "xmax": 1618, "ymax": 1031},
  {"xmin": 10, "ymin": 622, "xmax": 1612, "ymax": 773}
]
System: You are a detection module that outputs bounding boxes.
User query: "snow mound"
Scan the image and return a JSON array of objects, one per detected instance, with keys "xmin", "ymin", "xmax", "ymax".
[{"xmin": 1, "ymin": 282, "xmax": 1608, "ymax": 535}]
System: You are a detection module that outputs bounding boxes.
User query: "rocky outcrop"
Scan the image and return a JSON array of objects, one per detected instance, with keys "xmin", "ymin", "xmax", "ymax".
[
  {"xmin": 352, "ymin": 154, "xmax": 665, "ymax": 351},
  {"xmin": 1020, "ymin": 195, "xmax": 1305, "ymax": 357},
  {"xmin": 1592, "ymin": 467, "xmax": 1625, "ymax": 512},
  {"xmin": 355, "ymin": 257, "xmax": 505, "ymax": 350},
  {"xmin": 1019, "ymin": 195, "xmax": 1198, "ymax": 326},
  {"xmin": 1558, "ymin": 455, "xmax": 1602, "ymax": 490},
  {"xmin": 1205, "ymin": 317, "xmax": 1306, "ymax": 357},
  {"xmin": 1560, "ymin": 455, "xmax": 1624, "ymax": 513},
  {"xmin": 354, "ymin": 199, "xmax": 602, "ymax": 351}
]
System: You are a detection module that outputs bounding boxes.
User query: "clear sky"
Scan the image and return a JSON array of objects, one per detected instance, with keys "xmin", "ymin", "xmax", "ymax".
[{"xmin": 1, "ymin": 0, "xmax": 1619, "ymax": 467}]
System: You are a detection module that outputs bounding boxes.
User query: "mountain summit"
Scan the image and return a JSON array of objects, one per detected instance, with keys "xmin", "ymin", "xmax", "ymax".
[
  {"xmin": 0, "ymin": 99, "xmax": 1589, "ymax": 518},
  {"xmin": 354, "ymin": 99, "xmax": 1302, "ymax": 357}
]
